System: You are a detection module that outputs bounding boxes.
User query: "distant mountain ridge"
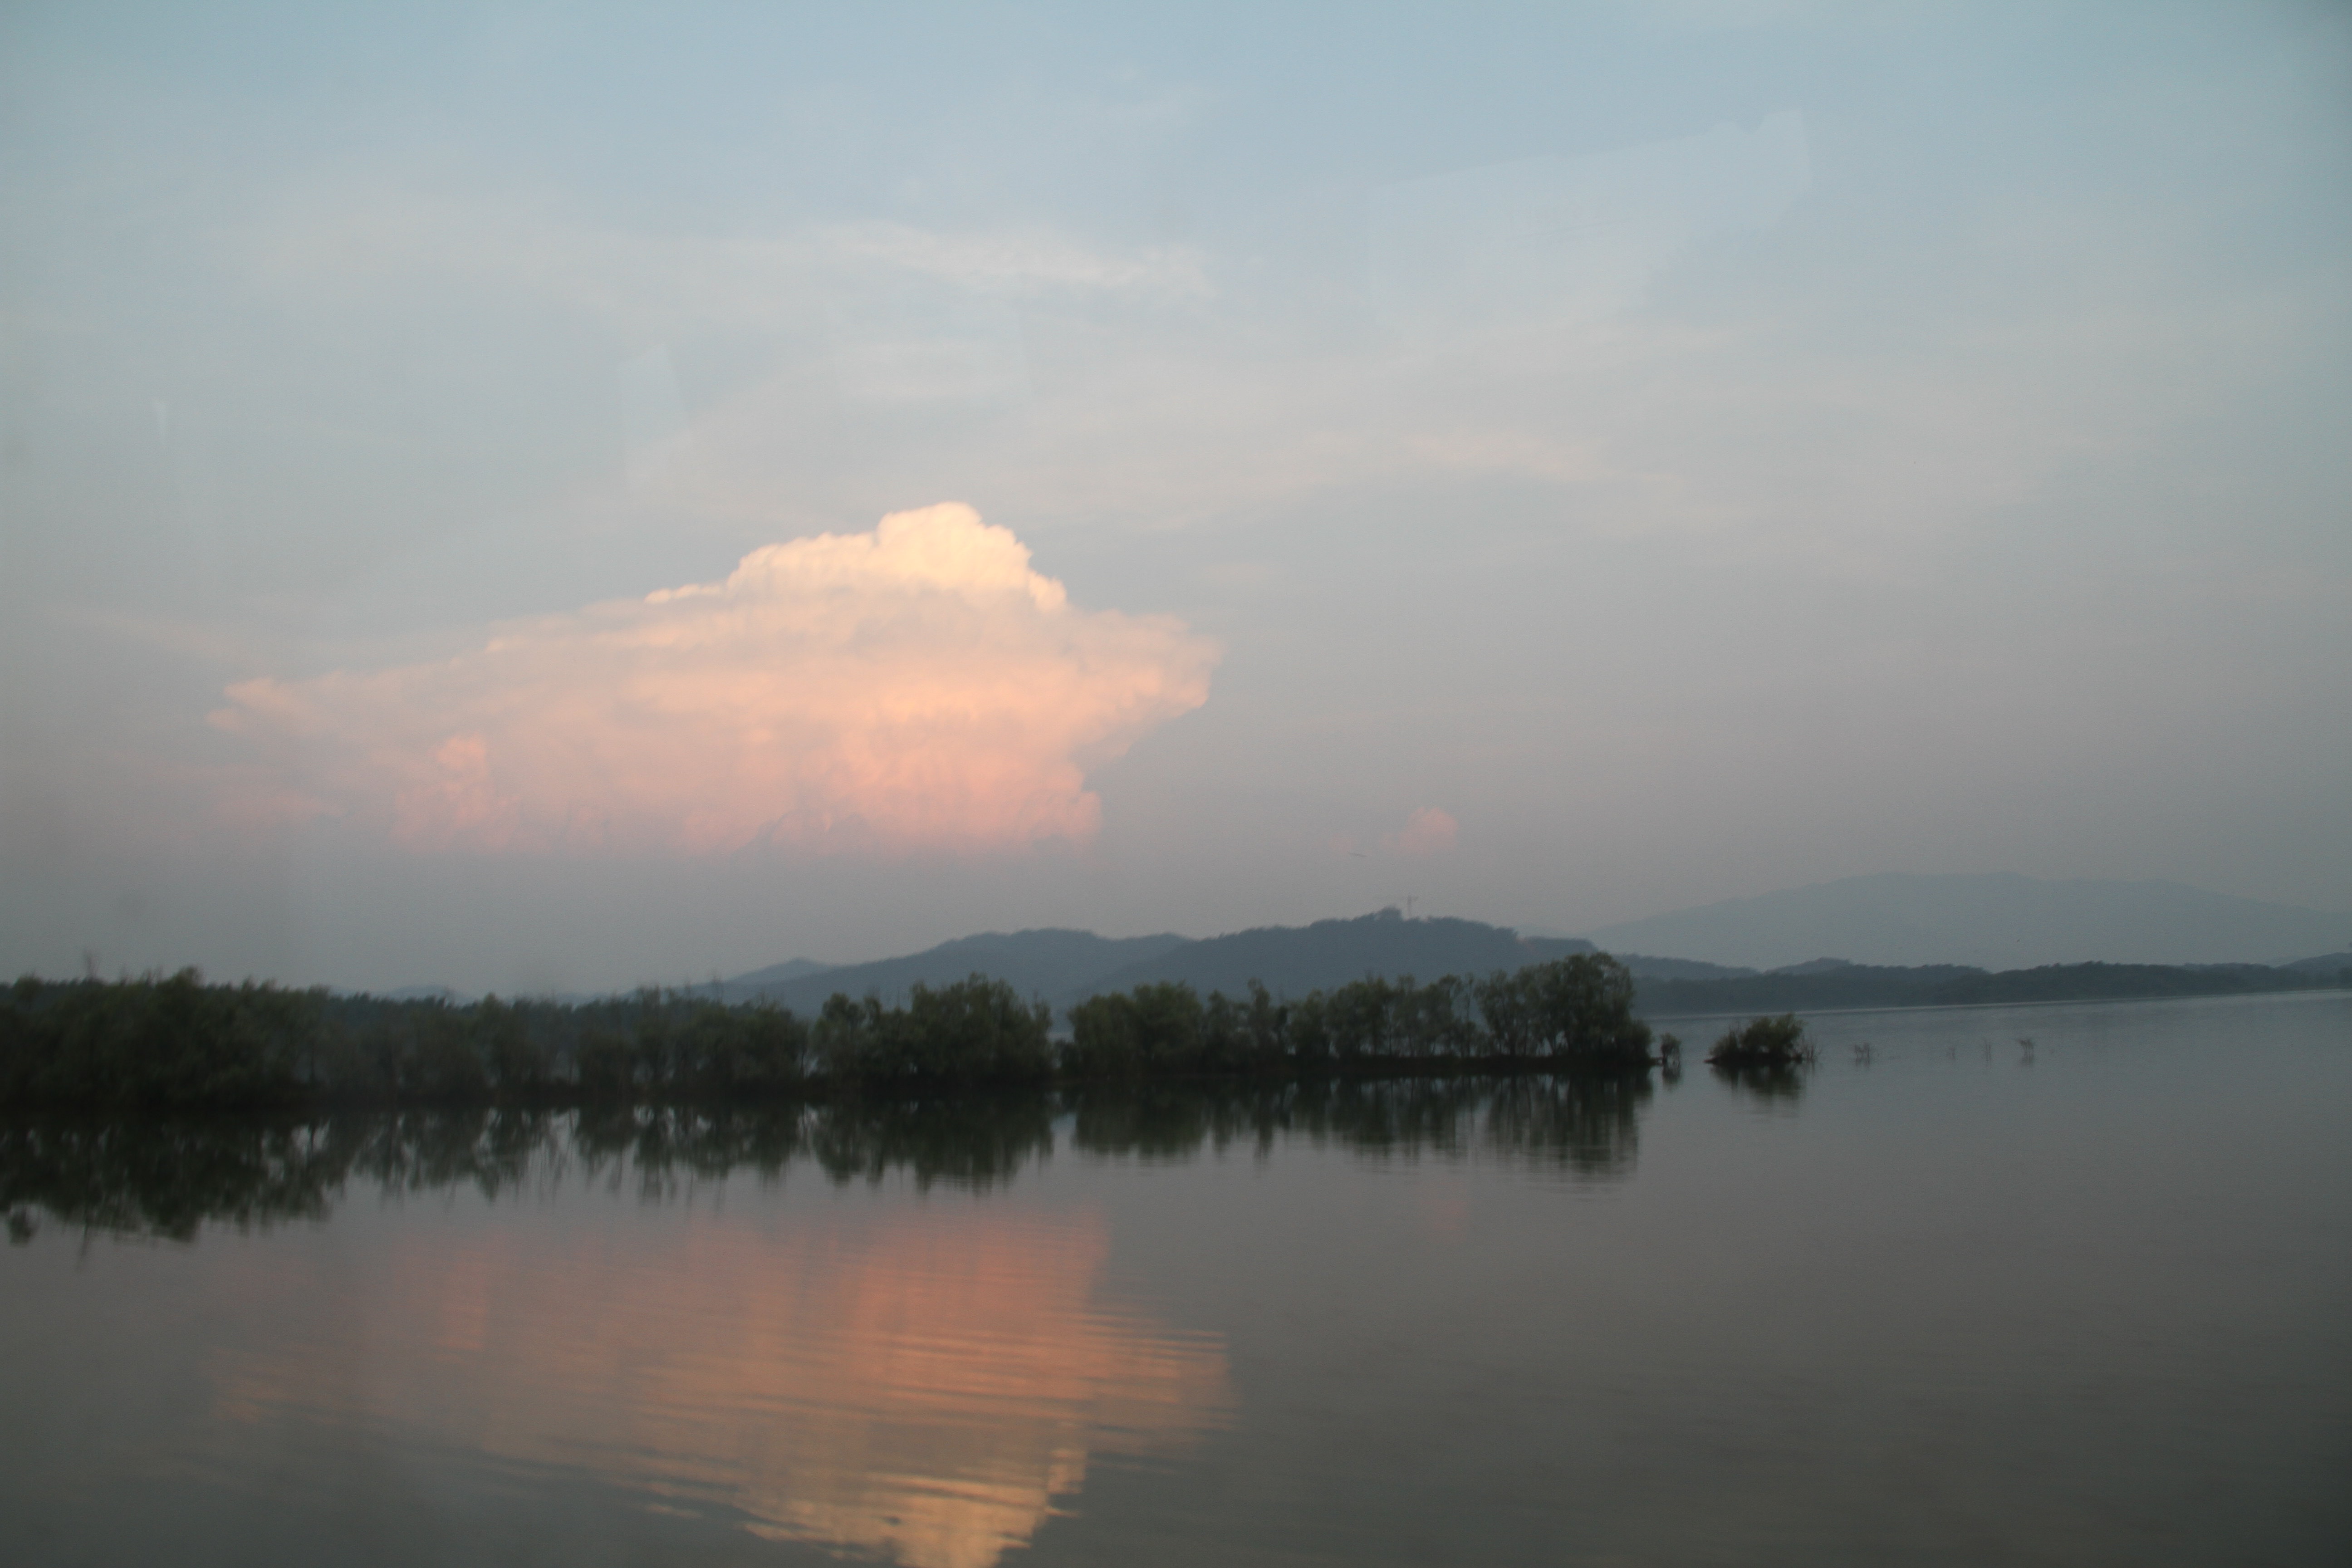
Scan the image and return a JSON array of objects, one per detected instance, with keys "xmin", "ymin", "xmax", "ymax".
[
  {"xmin": 717, "ymin": 926, "xmax": 2346, "ymax": 1023},
  {"xmin": 1582, "ymin": 873, "xmax": 2352, "ymax": 970},
  {"xmin": 724, "ymin": 911, "xmax": 1596, "ymax": 1013},
  {"xmin": 710, "ymin": 877, "xmax": 2352, "ymax": 1019},
  {"xmin": 725, "ymin": 957, "xmax": 834, "ymax": 990},
  {"xmin": 1083, "ymin": 911, "xmax": 1592, "ymax": 1004},
  {"xmin": 726, "ymin": 929, "xmax": 1189, "ymax": 1014},
  {"xmin": 1613, "ymin": 954, "xmax": 1757, "ymax": 982}
]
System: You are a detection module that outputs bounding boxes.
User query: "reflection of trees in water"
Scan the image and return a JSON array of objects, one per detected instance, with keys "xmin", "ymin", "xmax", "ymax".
[
  {"xmin": 1287, "ymin": 1077, "xmax": 1491, "ymax": 1162},
  {"xmin": 1, "ymin": 1117, "xmax": 350, "ymax": 1242},
  {"xmin": 344, "ymin": 1109, "xmax": 567, "ymax": 1198},
  {"xmin": 1479, "ymin": 1074, "xmax": 1651, "ymax": 1176},
  {"xmin": 1708, "ymin": 1061, "xmax": 1808, "ymax": 1105},
  {"xmin": 799, "ymin": 1096, "xmax": 1058, "ymax": 1191},
  {"xmin": 1063, "ymin": 1074, "xmax": 1649, "ymax": 1178},
  {"xmin": 1, "ymin": 1111, "xmax": 576, "ymax": 1242},
  {"xmin": 573, "ymin": 1102, "xmax": 806, "ymax": 1187},
  {"xmin": 4, "ymin": 1074, "xmax": 1656, "ymax": 1240}
]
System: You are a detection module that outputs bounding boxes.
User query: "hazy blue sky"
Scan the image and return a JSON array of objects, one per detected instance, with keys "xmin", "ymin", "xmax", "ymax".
[{"xmin": 4, "ymin": 1, "xmax": 2347, "ymax": 992}]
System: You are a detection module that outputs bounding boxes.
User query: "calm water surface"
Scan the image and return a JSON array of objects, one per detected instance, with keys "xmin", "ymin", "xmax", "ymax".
[{"xmin": 5, "ymin": 993, "xmax": 2349, "ymax": 1566}]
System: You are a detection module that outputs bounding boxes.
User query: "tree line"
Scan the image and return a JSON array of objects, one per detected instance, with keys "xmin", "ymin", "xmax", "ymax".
[{"xmin": 0, "ymin": 953, "xmax": 1657, "ymax": 1111}]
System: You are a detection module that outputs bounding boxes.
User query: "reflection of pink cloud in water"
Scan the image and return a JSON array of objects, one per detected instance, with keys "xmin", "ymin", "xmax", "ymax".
[
  {"xmin": 211, "ymin": 1209, "xmax": 1229, "ymax": 1568},
  {"xmin": 211, "ymin": 504, "xmax": 1219, "ymax": 854}
]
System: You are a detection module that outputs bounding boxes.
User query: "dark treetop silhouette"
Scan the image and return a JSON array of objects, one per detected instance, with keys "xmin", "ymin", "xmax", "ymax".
[{"xmin": 0, "ymin": 953, "xmax": 1656, "ymax": 1112}]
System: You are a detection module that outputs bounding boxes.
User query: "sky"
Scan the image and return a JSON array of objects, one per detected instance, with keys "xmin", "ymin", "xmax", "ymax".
[{"xmin": 2, "ymin": 1, "xmax": 2347, "ymax": 994}]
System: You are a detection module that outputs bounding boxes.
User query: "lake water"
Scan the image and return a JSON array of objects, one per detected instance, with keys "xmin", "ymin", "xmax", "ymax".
[{"xmin": 5, "ymin": 992, "xmax": 2349, "ymax": 1566}]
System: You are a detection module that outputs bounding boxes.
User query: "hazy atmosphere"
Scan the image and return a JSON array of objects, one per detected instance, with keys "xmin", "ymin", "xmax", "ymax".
[{"xmin": 4, "ymin": 1, "xmax": 2348, "ymax": 995}]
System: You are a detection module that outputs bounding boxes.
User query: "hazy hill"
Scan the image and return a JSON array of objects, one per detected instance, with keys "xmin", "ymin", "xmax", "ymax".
[
  {"xmin": 1632, "ymin": 959, "xmax": 1984, "ymax": 1015},
  {"xmin": 723, "ymin": 957, "xmax": 833, "ymax": 993},
  {"xmin": 1583, "ymin": 873, "xmax": 2352, "ymax": 970},
  {"xmin": 1081, "ymin": 911, "xmax": 1592, "ymax": 1004},
  {"xmin": 725, "ymin": 911, "xmax": 1601, "ymax": 1014},
  {"xmin": 713, "ymin": 886, "xmax": 2352, "ymax": 1020},
  {"xmin": 1617, "ymin": 954, "xmax": 1758, "ymax": 981},
  {"xmin": 731, "ymin": 929, "xmax": 1189, "ymax": 1013}
]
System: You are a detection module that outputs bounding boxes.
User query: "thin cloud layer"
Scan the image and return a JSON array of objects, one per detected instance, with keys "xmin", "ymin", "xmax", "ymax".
[
  {"xmin": 1367, "ymin": 112, "xmax": 1809, "ymax": 340},
  {"xmin": 213, "ymin": 505, "xmax": 1218, "ymax": 854}
]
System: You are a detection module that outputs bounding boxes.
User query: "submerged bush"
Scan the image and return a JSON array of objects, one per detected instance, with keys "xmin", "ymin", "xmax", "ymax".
[{"xmin": 1705, "ymin": 1013, "xmax": 1815, "ymax": 1068}]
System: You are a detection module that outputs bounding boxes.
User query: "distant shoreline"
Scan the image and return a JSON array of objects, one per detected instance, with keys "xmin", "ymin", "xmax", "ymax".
[
  {"xmin": 1639, "ymin": 980, "xmax": 2351, "ymax": 1025},
  {"xmin": 1630, "ymin": 960, "xmax": 2349, "ymax": 1019}
]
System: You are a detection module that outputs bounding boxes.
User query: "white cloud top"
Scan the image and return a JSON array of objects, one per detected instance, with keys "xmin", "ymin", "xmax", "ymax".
[{"xmin": 213, "ymin": 505, "xmax": 1218, "ymax": 854}]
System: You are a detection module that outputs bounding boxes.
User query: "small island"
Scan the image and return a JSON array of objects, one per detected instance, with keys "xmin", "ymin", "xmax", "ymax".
[{"xmin": 1704, "ymin": 1014, "xmax": 1816, "ymax": 1068}]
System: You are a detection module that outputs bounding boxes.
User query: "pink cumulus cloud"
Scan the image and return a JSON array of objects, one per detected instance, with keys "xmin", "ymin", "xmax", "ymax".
[
  {"xmin": 1385, "ymin": 807, "xmax": 1459, "ymax": 858},
  {"xmin": 211, "ymin": 505, "xmax": 1219, "ymax": 855}
]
